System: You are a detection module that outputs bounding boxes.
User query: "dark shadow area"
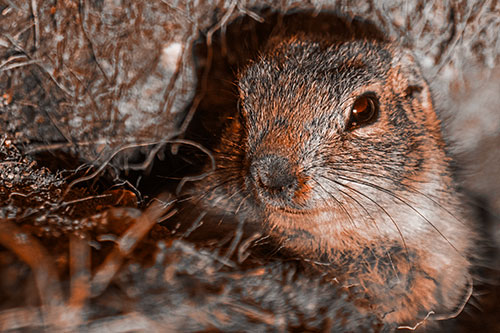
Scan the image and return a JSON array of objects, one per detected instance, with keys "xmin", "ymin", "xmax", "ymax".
[{"xmin": 139, "ymin": 10, "xmax": 389, "ymax": 198}]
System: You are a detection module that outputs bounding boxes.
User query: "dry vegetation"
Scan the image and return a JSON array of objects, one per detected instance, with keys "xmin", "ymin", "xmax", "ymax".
[{"xmin": 0, "ymin": 0, "xmax": 499, "ymax": 331}]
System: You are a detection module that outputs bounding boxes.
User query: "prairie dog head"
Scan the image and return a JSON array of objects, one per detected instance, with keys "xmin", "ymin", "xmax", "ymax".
[
  {"xmin": 184, "ymin": 23, "xmax": 477, "ymax": 323},
  {"xmin": 223, "ymin": 36, "xmax": 474, "ymax": 322},
  {"xmin": 227, "ymin": 36, "xmax": 468, "ymax": 252}
]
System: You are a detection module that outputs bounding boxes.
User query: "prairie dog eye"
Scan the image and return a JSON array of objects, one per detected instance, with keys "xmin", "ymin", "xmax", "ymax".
[{"xmin": 347, "ymin": 94, "xmax": 378, "ymax": 130}]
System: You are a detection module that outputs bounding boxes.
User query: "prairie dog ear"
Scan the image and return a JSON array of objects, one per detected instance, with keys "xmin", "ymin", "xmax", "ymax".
[
  {"xmin": 391, "ymin": 48, "xmax": 433, "ymax": 105},
  {"xmin": 391, "ymin": 47, "xmax": 440, "ymax": 131}
]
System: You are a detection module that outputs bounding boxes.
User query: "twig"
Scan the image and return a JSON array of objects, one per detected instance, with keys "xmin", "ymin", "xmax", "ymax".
[
  {"xmin": 24, "ymin": 139, "xmax": 109, "ymax": 154},
  {"xmin": 217, "ymin": 215, "xmax": 244, "ymax": 270},
  {"xmin": 68, "ymin": 233, "xmax": 91, "ymax": 326},
  {"xmin": 397, "ymin": 310, "xmax": 435, "ymax": 330},
  {"xmin": 0, "ymin": 54, "xmax": 28, "ymax": 69},
  {"xmin": 58, "ymin": 138, "xmax": 211, "ymax": 201},
  {"xmin": 60, "ymin": 142, "xmax": 161, "ymax": 200},
  {"xmin": 0, "ymin": 307, "xmax": 44, "ymax": 331},
  {"xmin": 206, "ymin": 1, "xmax": 237, "ymax": 46},
  {"xmin": 0, "ymin": 219, "xmax": 64, "ymax": 326},
  {"xmin": 432, "ymin": 2, "xmax": 477, "ymax": 76},
  {"xmin": 174, "ymin": 139, "xmax": 216, "ymax": 194},
  {"xmin": 126, "ymin": 141, "xmax": 167, "ymax": 171},
  {"xmin": 91, "ymin": 196, "xmax": 174, "ymax": 296},
  {"xmin": 30, "ymin": 0, "xmax": 40, "ymax": 50},
  {"xmin": 182, "ymin": 211, "xmax": 206, "ymax": 238},
  {"xmin": 0, "ymin": 59, "xmax": 40, "ymax": 72},
  {"xmin": 168, "ymin": 1, "xmax": 234, "ymax": 152},
  {"xmin": 86, "ymin": 312, "xmax": 163, "ymax": 332},
  {"xmin": 57, "ymin": 194, "xmax": 113, "ymax": 208},
  {"xmin": 78, "ymin": 0, "xmax": 111, "ymax": 83},
  {"xmin": 222, "ymin": 301, "xmax": 277, "ymax": 326},
  {"xmin": 237, "ymin": 5, "xmax": 264, "ymax": 23},
  {"xmin": 237, "ymin": 232, "xmax": 262, "ymax": 263}
]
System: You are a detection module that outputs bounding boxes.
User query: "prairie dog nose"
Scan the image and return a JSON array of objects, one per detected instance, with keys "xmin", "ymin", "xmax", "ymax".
[{"xmin": 250, "ymin": 154, "xmax": 298, "ymax": 198}]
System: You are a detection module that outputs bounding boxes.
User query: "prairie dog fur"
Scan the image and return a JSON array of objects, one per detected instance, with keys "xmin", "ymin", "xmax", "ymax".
[{"xmin": 183, "ymin": 14, "xmax": 476, "ymax": 326}]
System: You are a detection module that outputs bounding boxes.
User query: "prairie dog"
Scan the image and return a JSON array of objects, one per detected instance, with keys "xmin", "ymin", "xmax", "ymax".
[{"xmin": 184, "ymin": 23, "xmax": 475, "ymax": 326}]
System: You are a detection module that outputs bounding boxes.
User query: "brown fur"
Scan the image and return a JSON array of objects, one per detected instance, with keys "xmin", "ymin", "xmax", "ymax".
[{"xmin": 185, "ymin": 32, "xmax": 475, "ymax": 327}]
